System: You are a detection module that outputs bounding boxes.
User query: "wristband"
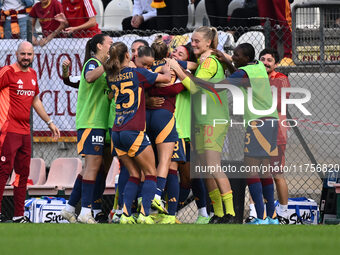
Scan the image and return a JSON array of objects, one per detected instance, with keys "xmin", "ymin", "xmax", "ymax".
[{"xmin": 47, "ymin": 119, "xmax": 53, "ymax": 125}]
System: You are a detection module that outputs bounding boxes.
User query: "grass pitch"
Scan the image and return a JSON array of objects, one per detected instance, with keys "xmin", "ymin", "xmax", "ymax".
[{"xmin": 0, "ymin": 224, "xmax": 339, "ymax": 255}]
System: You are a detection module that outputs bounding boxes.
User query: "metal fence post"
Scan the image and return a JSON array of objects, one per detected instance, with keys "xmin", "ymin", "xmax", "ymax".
[
  {"xmin": 319, "ymin": 6, "xmax": 325, "ymax": 71},
  {"xmin": 264, "ymin": 18, "xmax": 271, "ymax": 49}
]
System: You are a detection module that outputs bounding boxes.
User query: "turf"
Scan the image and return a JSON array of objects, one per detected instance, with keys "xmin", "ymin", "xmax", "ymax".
[{"xmin": 0, "ymin": 224, "xmax": 339, "ymax": 255}]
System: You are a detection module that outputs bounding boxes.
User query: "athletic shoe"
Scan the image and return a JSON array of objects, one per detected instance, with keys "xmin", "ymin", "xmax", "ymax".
[
  {"xmin": 151, "ymin": 198, "xmax": 168, "ymax": 214},
  {"xmin": 267, "ymin": 217, "xmax": 279, "ymax": 225},
  {"xmin": 209, "ymin": 215, "xmax": 225, "ymax": 224},
  {"xmin": 60, "ymin": 208, "xmax": 77, "ymax": 223},
  {"xmin": 221, "ymin": 214, "xmax": 236, "ymax": 224},
  {"xmin": 120, "ymin": 214, "xmax": 136, "ymax": 224},
  {"xmin": 111, "ymin": 213, "xmax": 122, "ymax": 224},
  {"xmin": 245, "ymin": 216, "xmax": 256, "ymax": 223},
  {"xmin": 137, "ymin": 214, "xmax": 155, "ymax": 224},
  {"xmin": 277, "ymin": 215, "xmax": 289, "ymax": 225},
  {"xmin": 158, "ymin": 215, "xmax": 176, "ymax": 224},
  {"xmin": 246, "ymin": 217, "xmax": 269, "ymax": 225},
  {"xmin": 12, "ymin": 216, "xmax": 31, "ymax": 223},
  {"xmin": 152, "ymin": 212, "xmax": 168, "ymax": 224},
  {"xmin": 95, "ymin": 212, "xmax": 108, "ymax": 223},
  {"xmin": 77, "ymin": 213, "xmax": 97, "ymax": 224},
  {"xmin": 195, "ymin": 216, "xmax": 210, "ymax": 224}
]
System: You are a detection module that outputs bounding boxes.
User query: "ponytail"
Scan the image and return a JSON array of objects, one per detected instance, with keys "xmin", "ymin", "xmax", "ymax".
[
  {"xmin": 83, "ymin": 39, "xmax": 92, "ymax": 64},
  {"xmin": 210, "ymin": 27, "xmax": 218, "ymax": 49},
  {"xmin": 104, "ymin": 42, "xmax": 128, "ymax": 80},
  {"xmin": 151, "ymin": 35, "xmax": 168, "ymax": 60}
]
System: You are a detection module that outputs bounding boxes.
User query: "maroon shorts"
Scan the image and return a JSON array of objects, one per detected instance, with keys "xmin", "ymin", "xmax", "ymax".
[
  {"xmin": 0, "ymin": 132, "xmax": 31, "ymax": 170},
  {"xmin": 270, "ymin": 144, "xmax": 286, "ymax": 175}
]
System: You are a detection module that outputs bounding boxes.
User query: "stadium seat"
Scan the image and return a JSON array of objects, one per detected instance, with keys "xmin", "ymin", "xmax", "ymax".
[
  {"xmin": 102, "ymin": 0, "xmax": 133, "ymax": 31},
  {"xmin": 194, "ymin": 0, "xmax": 210, "ymax": 27},
  {"xmin": 227, "ymin": 0, "xmax": 245, "ymax": 16},
  {"xmin": 3, "ymin": 172, "xmax": 17, "ymax": 196},
  {"xmin": 3, "ymin": 158, "xmax": 47, "ymax": 196},
  {"xmin": 92, "ymin": 0, "xmax": 104, "ymax": 28},
  {"xmin": 236, "ymin": 31, "xmax": 265, "ymax": 59},
  {"xmin": 103, "ymin": 157, "xmax": 120, "ymax": 195},
  {"xmin": 28, "ymin": 158, "xmax": 82, "ymax": 196},
  {"xmin": 187, "ymin": 1, "xmax": 195, "ymax": 29}
]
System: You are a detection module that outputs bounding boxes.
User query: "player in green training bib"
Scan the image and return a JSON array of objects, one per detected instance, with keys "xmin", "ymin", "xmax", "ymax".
[
  {"xmin": 188, "ymin": 43, "xmax": 279, "ymax": 225},
  {"xmin": 170, "ymin": 26, "xmax": 236, "ymax": 224},
  {"xmin": 61, "ymin": 34, "xmax": 113, "ymax": 224}
]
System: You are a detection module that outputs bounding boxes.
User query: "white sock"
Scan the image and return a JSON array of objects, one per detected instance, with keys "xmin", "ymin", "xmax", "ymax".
[
  {"xmin": 79, "ymin": 207, "xmax": 92, "ymax": 216},
  {"xmin": 93, "ymin": 209, "xmax": 101, "ymax": 218},
  {"xmin": 154, "ymin": 194, "xmax": 161, "ymax": 201},
  {"xmin": 198, "ymin": 207, "xmax": 209, "ymax": 218},
  {"xmin": 278, "ymin": 204, "xmax": 288, "ymax": 217},
  {"xmin": 249, "ymin": 203, "xmax": 257, "ymax": 218},
  {"xmin": 65, "ymin": 204, "xmax": 75, "ymax": 213},
  {"xmin": 116, "ymin": 209, "xmax": 123, "ymax": 215}
]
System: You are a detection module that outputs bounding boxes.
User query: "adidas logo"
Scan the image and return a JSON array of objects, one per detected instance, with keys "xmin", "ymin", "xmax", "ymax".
[
  {"xmin": 17, "ymin": 79, "xmax": 23, "ymax": 85},
  {"xmin": 172, "ymin": 153, "xmax": 179, "ymax": 159}
]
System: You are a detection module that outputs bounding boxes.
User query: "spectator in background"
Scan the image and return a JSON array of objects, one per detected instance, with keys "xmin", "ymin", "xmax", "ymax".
[
  {"xmin": 56, "ymin": 0, "xmax": 101, "ymax": 38},
  {"xmin": 205, "ymin": 0, "xmax": 231, "ymax": 28},
  {"xmin": 0, "ymin": 0, "xmax": 34, "ymax": 39},
  {"xmin": 257, "ymin": 0, "xmax": 293, "ymax": 65},
  {"xmin": 259, "ymin": 48, "xmax": 290, "ymax": 224},
  {"xmin": 29, "ymin": 0, "xmax": 68, "ymax": 46},
  {"xmin": 122, "ymin": 0, "xmax": 157, "ymax": 31},
  {"xmin": 155, "ymin": 0, "xmax": 188, "ymax": 31}
]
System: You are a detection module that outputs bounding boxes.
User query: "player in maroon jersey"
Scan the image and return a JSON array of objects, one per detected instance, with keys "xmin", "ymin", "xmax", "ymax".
[{"xmin": 0, "ymin": 41, "xmax": 60, "ymax": 223}]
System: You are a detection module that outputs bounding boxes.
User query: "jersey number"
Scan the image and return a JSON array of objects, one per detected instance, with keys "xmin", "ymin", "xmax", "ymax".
[{"xmin": 111, "ymin": 81, "xmax": 135, "ymax": 110}]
